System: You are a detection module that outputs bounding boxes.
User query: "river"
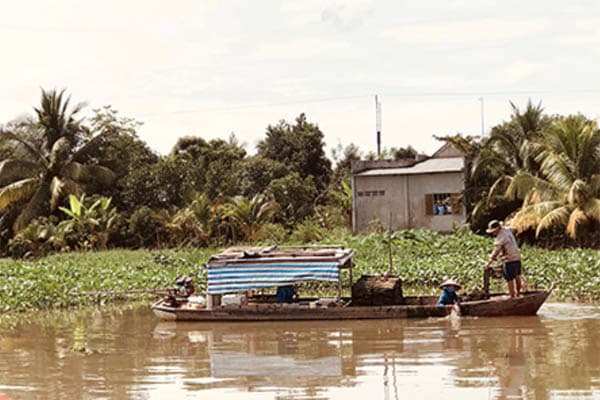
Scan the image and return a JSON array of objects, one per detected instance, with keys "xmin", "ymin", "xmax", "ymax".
[{"xmin": 0, "ymin": 302, "xmax": 599, "ymax": 399}]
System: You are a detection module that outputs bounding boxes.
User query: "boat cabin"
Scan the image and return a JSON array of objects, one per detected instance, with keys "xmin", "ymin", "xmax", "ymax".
[{"xmin": 204, "ymin": 245, "xmax": 355, "ymax": 309}]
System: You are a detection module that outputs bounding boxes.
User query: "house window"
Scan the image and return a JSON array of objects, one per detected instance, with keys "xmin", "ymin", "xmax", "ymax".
[
  {"xmin": 357, "ymin": 190, "xmax": 385, "ymax": 197},
  {"xmin": 425, "ymin": 193, "xmax": 461, "ymax": 215}
]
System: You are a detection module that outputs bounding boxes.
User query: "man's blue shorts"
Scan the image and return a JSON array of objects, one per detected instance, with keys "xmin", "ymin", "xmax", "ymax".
[{"xmin": 503, "ymin": 261, "xmax": 522, "ymax": 281}]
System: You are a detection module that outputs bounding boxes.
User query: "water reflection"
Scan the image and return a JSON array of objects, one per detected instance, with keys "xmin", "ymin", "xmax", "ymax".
[{"xmin": 0, "ymin": 304, "xmax": 599, "ymax": 399}]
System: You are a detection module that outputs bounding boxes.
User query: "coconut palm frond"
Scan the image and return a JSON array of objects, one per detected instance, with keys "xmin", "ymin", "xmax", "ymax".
[
  {"xmin": 61, "ymin": 162, "xmax": 116, "ymax": 187},
  {"xmin": 487, "ymin": 176, "xmax": 512, "ymax": 199},
  {"xmin": 504, "ymin": 171, "xmax": 536, "ymax": 200},
  {"xmin": 49, "ymin": 136, "xmax": 73, "ymax": 167},
  {"xmin": 567, "ymin": 179, "xmax": 589, "ymax": 206},
  {"xmin": 509, "ymin": 205, "xmax": 542, "ymax": 234},
  {"xmin": 0, "ymin": 178, "xmax": 39, "ymax": 212},
  {"xmin": 535, "ymin": 206, "xmax": 571, "ymax": 238},
  {"xmin": 0, "ymin": 130, "xmax": 48, "ymax": 166},
  {"xmin": 510, "ymin": 99, "xmax": 545, "ymax": 138},
  {"xmin": 471, "ymin": 149, "xmax": 513, "ymax": 181},
  {"xmin": 35, "ymin": 89, "xmax": 85, "ymax": 152},
  {"xmin": 70, "ymin": 129, "xmax": 115, "ymax": 162},
  {"xmin": 582, "ymin": 198, "xmax": 600, "ymax": 223},
  {"xmin": 49, "ymin": 176, "xmax": 84, "ymax": 210},
  {"xmin": 539, "ymin": 151, "xmax": 575, "ymax": 190},
  {"xmin": 489, "ymin": 129, "xmax": 522, "ymax": 163},
  {"xmin": 566, "ymin": 207, "xmax": 588, "ymax": 239},
  {"xmin": 509, "ymin": 201, "xmax": 562, "ymax": 234},
  {"xmin": 13, "ymin": 181, "xmax": 51, "ymax": 232},
  {"xmin": 587, "ymin": 175, "xmax": 600, "ymax": 197},
  {"xmin": 470, "ymin": 199, "xmax": 488, "ymax": 223},
  {"xmin": 0, "ymin": 159, "xmax": 40, "ymax": 187},
  {"xmin": 81, "ymin": 165, "xmax": 116, "ymax": 187}
]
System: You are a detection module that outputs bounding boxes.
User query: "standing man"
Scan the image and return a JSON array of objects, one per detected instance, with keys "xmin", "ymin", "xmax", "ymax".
[{"xmin": 484, "ymin": 220, "xmax": 523, "ymax": 298}]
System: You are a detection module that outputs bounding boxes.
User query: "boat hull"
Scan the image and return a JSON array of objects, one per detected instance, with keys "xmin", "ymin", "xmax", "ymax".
[{"xmin": 152, "ymin": 290, "xmax": 551, "ymax": 322}]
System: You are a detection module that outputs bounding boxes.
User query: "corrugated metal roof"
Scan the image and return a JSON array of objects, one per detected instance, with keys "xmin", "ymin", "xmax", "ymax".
[
  {"xmin": 206, "ymin": 245, "xmax": 354, "ymax": 266},
  {"xmin": 354, "ymin": 157, "xmax": 464, "ymax": 176}
]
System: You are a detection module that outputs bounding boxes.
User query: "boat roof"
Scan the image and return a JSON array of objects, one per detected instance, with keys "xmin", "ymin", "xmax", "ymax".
[
  {"xmin": 205, "ymin": 245, "xmax": 354, "ymax": 294},
  {"xmin": 206, "ymin": 245, "xmax": 354, "ymax": 268}
]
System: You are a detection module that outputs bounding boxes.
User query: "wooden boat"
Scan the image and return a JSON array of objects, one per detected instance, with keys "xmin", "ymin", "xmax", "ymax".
[
  {"xmin": 152, "ymin": 290, "xmax": 551, "ymax": 321},
  {"xmin": 152, "ymin": 245, "xmax": 551, "ymax": 322}
]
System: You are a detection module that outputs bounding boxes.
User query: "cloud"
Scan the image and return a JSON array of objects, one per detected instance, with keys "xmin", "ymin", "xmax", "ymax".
[
  {"xmin": 498, "ymin": 60, "xmax": 544, "ymax": 84},
  {"xmin": 558, "ymin": 19, "xmax": 600, "ymax": 45},
  {"xmin": 254, "ymin": 38, "xmax": 350, "ymax": 61},
  {"xmin": 384, "ymin": 18, "xmax": 548, "ymax": 44},
  {"xmin": 321, "ymin": 2, "xmax": 374, "ymax": 32}
]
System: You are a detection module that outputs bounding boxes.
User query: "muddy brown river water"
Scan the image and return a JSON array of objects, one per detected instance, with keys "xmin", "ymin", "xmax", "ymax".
[{"xmin": 0, "ymin": 302, "xmax": 599, "ymax": 399}]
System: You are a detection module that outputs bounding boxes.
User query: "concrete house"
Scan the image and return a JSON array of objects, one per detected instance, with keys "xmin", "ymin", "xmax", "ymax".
[{"xmin": 351, "ymin": 143, "xmax": 465, "ymax": 233}]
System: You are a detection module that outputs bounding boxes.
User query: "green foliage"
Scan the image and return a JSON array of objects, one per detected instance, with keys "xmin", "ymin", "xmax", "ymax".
[
  {"xmin": 0, "ymin": 89, "xmax": 117, "ymax": 232},
  {"xmin": 364, "ymin": 146, "xmax": 420, "ymax": 161},
  {"xmin": 253, "ymin": 222, "xmax": 288, "ymax": 244},
  {"xmin": 6, "ymin": 195, "xmax": 120, "ymax": 256},
  {"xmin": 0, "ymin": 231, "xmax": 597, "ymax": 314},
  {"xmin": 509, "ymin": 115, "xmax": 600, "ymax": 239},
  {"xmin": 57, "ymin": 194, "xmax": 120, "ymax": 251},
  {"xmin": 223, "ymin": 194, "xmax": 279, "ymax": 242},
  {"xmin": 267, "ymin": 172, "xmax": 317, "ymax": 228},
  {"xmin": 170, "ymin": 136, "xmax": 246, "ymax": 199},
  {"xmin": 289, "ymin": 219, "xmax": 326, "ymax": 243},
  {"xmin": 331, "ymin": 143, "xmax": 361, "ymax": 182},
  {"xmin": 467, "ymin": 100, "xmax": 549, "ymax": 224},
  {"xmin": 0, "ymin": 248, "xmax": 213, "ymax": 312},
  {"xmin": 236, "ymin": 156, "xmax": 289, "ymax": 198},
  {"xmin": 7, "ymin": 217, "xmax": 63, "ymax": 258},
  {"xmin": 83, "ymin": 106, "xmax": 158, "ymax": 211},
  {"xmin": 120, "ymin": 157, "xmax": 191, "ymax": 210},
  {"xmin": 337, "ymin": 229, "xmax": 600, "ymax": 299},
  {"xmin": 165, "ymin": 193, "xmax": 212, "ymax": 247},
  {"xmin": 258, "ymin": 113, "xmax": 331, "ymax": 192},
  {"xmin": 124, "ymin": 207, "xmax": 169, "ymax": 248}
]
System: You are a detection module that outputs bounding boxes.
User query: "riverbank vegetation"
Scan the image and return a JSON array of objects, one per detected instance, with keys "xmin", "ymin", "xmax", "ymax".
[
  {"xmin": 0, "ymin": 89, "xmax": 598, "ymax": 313},
  {"xmin": 0, "ymin": 230, "xmax": 598, "ymax": 313},
  {"xmin": 1, "ymin": 90, "xmax": 598, "ymax": 259}
]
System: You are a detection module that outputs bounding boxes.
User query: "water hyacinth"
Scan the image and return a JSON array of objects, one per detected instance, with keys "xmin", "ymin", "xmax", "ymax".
[{"xmin": 0, "ymin": 230, "xmax": 598, "ymax": 314}]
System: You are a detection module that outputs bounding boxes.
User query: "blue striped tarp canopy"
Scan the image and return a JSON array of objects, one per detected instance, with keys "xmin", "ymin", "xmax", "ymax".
[{"xmin": 207, "ymin": 262, "xmax": 340, "ymax": 294}]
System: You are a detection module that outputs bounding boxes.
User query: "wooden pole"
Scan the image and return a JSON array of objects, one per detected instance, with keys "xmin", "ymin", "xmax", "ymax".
[
  {"xmin": 483, "ymin": 268, "xmax": 491, "ymax": 296},
  {"xmin": 349, "ymin": 260, "xmax": 353, "ymax": 291},
  {"xmin": 337, "ymin": 268, "xmax": 342, "ymax": 300},
  {"xmin": 68, "ymin": 288, "xmax": 170, "ymax": 297},
  {"xmin": 387, "ymin": 212, "xmax": 393, "ymax": 276}
]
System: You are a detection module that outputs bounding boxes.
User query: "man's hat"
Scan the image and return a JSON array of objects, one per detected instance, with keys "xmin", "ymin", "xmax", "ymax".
[
  {"xmin": 439, "ymin": 279, "xmax": 461, "ymax": 290},
  {"xmin": 486, "ymin": 219, "xmax": 502, "ymax": 233}
]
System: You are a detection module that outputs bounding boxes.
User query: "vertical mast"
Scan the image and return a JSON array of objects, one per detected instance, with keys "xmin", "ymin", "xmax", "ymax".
[{"xmin": 376, "ymin": 94, "xmax": 382, "ymax": 157}]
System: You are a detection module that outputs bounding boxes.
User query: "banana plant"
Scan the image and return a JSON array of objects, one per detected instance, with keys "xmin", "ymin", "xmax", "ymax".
[{"xmin": 58, "ymin": 194, "xmax": 118, "ymax": 250}]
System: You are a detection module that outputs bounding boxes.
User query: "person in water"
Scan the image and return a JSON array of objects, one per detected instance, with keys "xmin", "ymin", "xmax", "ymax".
[
  {"xmin": 484, "ymin": 220, "xmax": 523, "ymax": 298},
  {"xmin": 437, "ymin": 279, "xmax": 461, "ymax": 308}
]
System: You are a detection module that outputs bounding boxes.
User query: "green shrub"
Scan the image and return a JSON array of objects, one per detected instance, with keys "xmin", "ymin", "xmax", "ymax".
[
  {"xmin": 289, "ymin": 219, "xmax": 325, "ymax": 243},
  {"xmin": 253, "ymin": 222, "xmax": 288, "ymax": 244},
  {"xmin": 125, "ymin": 207, "xmax": 169, "ymax": 248}
]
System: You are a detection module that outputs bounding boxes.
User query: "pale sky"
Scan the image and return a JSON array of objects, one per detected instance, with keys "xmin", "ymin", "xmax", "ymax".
[{"xmin": 2, "ymin": 0, "xmax": 600, "ymax": 157}]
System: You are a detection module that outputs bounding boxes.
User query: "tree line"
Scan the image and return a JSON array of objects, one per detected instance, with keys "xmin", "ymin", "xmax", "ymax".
[{"xmin": 0, "ymin": 90, "xmax": 598, "ymax": 257}]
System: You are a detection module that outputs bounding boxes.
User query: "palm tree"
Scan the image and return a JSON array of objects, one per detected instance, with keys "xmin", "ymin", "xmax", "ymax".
[
  {"xmin": 224, "ymin": 194, "xmax": 279, "ymax": 242},
  {"xmin": 470, "ymin": 100, "xmax": 549, "ymax": 222},
  {"xmin": 168, "ymin": 193, "xmax": 213, "ymax": 246},
  {"xmin": 508, "ymin": 115, "xmax": 600, "ymax": 239},
  {"xmin": 0, "ymin": 89, "xmax": 115, "ymax": 232}
]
